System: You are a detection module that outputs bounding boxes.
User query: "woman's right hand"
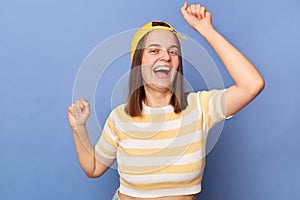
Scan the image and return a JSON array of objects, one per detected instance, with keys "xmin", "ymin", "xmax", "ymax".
[{"xmin": 68, "ymin": 98, "xmax": 90, "ymax": 131}]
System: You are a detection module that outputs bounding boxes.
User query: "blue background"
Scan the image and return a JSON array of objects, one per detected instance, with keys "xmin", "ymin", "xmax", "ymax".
[{"xmin": 1, "ymin": 0, "xmax": 299, "ymax": 200}]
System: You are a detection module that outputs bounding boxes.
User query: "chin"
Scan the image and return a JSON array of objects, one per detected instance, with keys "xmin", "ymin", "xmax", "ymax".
[{"xmin": 148, "ymin": 82, "xmax": 173, "ymax": 91}]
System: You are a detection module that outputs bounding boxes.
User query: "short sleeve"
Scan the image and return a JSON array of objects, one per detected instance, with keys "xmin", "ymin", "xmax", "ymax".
[
  {"xmin": 198, "ymin": 89, "xmax": 230, "ymax": 128},
  {"xmin": 95, "ymin": 113, "xmax": 118, "ymax": 160}
]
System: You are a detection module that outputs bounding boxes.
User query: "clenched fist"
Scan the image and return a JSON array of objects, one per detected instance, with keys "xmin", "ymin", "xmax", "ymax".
[
  {"xmin": 68, "ymin": 98, "xmax": 90, "ymax": 130},
  {"xmin": 180, "ymin": 2, "xmax": 214, "ymax": 35}
]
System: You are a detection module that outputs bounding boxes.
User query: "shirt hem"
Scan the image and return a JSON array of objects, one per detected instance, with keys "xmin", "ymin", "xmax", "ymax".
[{"xmin": 119, "ymin": 184, "xmax": 201, "ymax": 198}]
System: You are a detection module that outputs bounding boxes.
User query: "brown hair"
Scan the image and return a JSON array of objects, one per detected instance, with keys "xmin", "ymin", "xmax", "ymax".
[{"xmin": 125, "ymin": 31, "xmax": 188, "ymax": 117}]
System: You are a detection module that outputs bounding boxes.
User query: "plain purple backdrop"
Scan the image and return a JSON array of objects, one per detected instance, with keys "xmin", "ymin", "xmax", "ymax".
[{"xmin": 0, "ymin": 0, "xmax": 299, "ymax": 200}]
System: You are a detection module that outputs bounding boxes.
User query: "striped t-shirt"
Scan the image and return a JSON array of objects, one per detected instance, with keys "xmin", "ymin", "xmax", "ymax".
[{"xmin": 95, "ymin": 89, "xmax": 228, "ymax": 198}]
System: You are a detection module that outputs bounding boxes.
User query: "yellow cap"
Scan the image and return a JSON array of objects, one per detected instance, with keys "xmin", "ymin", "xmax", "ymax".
[{"xmin": 130, "ymin": 20, "xmax": 187, "ymax": 61}]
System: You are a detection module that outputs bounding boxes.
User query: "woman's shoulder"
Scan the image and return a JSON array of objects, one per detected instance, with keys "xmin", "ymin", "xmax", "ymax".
[
  {"xmin": 109, "ymin": 104, "xmax": 126, "ymax": 116},
  {"xmin": 186, "ymin": 91, "xmax": 202, "ymax": 102},
  {"xmin": 187, "ymin": 89, "xmax": 226, "ymax": 97},
  {"xmin": 186, "ymin": 89, "xmax": 226, "ymax": 105}
]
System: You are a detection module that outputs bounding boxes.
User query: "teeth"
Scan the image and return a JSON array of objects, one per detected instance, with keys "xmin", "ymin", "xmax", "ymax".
[{"xmin": 153, "ymin": 66, "xmax": 171, "ymax": 73}]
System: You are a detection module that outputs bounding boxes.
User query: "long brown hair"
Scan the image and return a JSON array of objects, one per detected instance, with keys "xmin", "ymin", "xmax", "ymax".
[{"xmin": 125, "ymin": 31, "xmax": 188, "ymax": 117}]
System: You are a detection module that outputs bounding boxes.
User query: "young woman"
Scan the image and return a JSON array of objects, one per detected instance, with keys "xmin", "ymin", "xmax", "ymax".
[{"xmin": 68, "ymin": 2, "xmax": 264, "ymax": 200}]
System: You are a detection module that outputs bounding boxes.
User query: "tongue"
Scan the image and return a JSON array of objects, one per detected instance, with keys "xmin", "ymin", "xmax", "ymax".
[
  {"xmin": 155, "ymin": 70, "xmax": 168, "ymax": 74},
  {"xmin": 155, "ymin": 71, "xmax": 169, "ymax": 78}
]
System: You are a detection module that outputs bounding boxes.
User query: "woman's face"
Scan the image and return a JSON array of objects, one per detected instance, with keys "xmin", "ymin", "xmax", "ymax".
[{"xmin": 141, "ymin": 29, "xmax": 180, "ymax": 91}]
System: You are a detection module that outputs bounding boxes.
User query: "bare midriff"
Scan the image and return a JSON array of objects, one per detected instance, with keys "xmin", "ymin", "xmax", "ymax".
[{"xmin": 118, "ymin": 192, "xmax": 197, "ymax": 200}]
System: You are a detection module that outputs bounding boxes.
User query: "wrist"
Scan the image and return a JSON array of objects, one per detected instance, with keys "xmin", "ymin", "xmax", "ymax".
[
  {"xmin": 195, "ymin": 25, "xmax": 216, "ymax": 38},
  {"xmin": 199, "ymin": 28, "xmax": 221, "ymax": 44},
  {"xmin": 72, "ymin": 123, "xmax": 87, "ymax": 134}
]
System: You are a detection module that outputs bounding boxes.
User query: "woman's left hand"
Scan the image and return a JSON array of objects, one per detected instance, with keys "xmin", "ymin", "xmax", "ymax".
[{"xmin": 180, "ymin": 2, "xmax": 214, "ymax": 35}]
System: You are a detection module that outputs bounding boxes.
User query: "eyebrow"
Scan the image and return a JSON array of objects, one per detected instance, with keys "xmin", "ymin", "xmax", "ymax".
[{"xmin": 146, "ymin": 44, "xmax": 179, "ymax": 49}]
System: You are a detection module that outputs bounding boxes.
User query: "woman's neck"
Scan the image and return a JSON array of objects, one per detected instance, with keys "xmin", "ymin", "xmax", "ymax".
[{"xmin": 144, "ymin": 86, "xmax": 173, "ymax": 107}]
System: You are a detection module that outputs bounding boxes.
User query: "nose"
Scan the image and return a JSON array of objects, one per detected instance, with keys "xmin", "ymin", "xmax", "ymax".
[{"xmin": 159, "ymin": 49, "xmax": 170, "ymax": 61}]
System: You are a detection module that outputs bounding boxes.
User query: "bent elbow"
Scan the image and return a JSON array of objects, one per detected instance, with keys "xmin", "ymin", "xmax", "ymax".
[
  {"xmin": 84, "ymin": 171, "xmax": 94, "ymax": 178},
  {"xmin": 257, "ymin": 76, "xmax": 265, "ymax": 93},
  {"xmin": 84, "ymin": 167, "xmax": 106, "ymax": 178},
  {"xmin": 83, "ymin": 168, "xmax": 102, "ymax": 178},
  {"xmin": 251, "ymin": 77, "xmax": 265, "ymax": 96},
  {"xmin": 85, "ymin": 171, "xmax": 100, "ymax": 178}
]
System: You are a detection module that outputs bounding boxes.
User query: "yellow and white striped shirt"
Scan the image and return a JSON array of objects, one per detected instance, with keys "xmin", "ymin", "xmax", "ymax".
[{"xmin": 95, "ymin": 89, "xmax": 228, "ymax": 198}]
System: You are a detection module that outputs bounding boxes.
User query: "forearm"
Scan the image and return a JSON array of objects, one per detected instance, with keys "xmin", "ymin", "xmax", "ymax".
[
  {"xmin": 71, "ymin": 125, "xmax": 96, "ymax": 177},
  {"xmin": 181, "ymin": 2, "xmax": 264, "ymax": 116},
  {"xmin": 198, "ymin": 27, "xmax": 264, "ymax": 93}
]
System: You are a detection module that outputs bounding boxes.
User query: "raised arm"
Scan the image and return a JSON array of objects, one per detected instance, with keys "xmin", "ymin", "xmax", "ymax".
[
  {"xmin": 68, "ymin": 98, "xmax": 114, "ymax": 178},
  {"xmin": 181, "ymin": 2, "xmax": 264, "ymax": 117}
]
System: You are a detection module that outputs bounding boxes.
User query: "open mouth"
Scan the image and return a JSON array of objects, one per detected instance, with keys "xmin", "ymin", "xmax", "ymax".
[{"xmin": 153, "ymin": 66, "xmax": 171, "ymax": 75}]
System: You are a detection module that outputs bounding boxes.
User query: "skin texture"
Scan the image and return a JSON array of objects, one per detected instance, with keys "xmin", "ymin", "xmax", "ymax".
[
  {"xmin": 141, "ymin": 29, "xmax": 180, "ymax": 107},
  {"xmin": 180, "ymin": 2, "xmax": 264, "ymax": 118},
  {"xmin": 68, "ymin": 2, "xmax": 264, "ymax": 200}
]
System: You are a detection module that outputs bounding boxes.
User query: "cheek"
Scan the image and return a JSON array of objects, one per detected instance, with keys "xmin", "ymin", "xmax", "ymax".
[
  {"xmin": 141, "ymin": 55, "xmax": 156, "ymax": 66},
  {"xmin": 172, "ymin": 58, "xmax": 180, "ymax": 70},
  {"xmin": 141, "ymin": 65, "xmax": 152, "ymax": 80}
]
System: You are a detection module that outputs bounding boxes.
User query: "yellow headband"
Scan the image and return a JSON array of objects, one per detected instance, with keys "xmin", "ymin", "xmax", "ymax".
[{"xmin": 130, "ymin": 20, "xmax": 187, "ymax": 61}]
